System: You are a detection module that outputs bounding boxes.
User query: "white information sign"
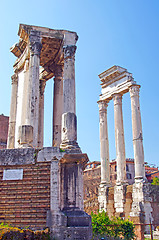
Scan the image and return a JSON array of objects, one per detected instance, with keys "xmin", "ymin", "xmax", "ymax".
[{"xmin": 3, "ymin": 169, "xmax": 23, "ymax": 180}]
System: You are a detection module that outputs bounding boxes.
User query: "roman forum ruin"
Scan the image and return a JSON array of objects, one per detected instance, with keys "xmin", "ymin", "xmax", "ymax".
[
  {"xmin": 98, "ymin": 66, "xmax": 159, "ymax": 237},
  {"xmin": 0, "ymin": 24, "xmax": 92, "ymax": 240}
]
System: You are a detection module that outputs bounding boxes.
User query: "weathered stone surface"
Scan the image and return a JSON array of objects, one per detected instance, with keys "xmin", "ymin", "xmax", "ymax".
[{"xmin": 0, "ymin": 148, "xmax": 35, "ymax": 165}]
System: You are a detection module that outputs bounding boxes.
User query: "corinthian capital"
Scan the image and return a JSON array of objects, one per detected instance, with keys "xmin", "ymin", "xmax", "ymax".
[
  {"xmin": 63, "ymin": 45, "xmax": 76, "ymax": 59},
  {"xmin": 29, "ymin": 30, "xmax": 42, "ymax": 56},
  {"xmin": 129, "ymin": 85, "xmax": 140, "ymax": 98},
  {"xmin": 98, "ymin": 100, "xmax": 109, "ymax": 113},
  {"xmin": 113, "ymin": 93, "xmax": 122, "ymax": 105}
]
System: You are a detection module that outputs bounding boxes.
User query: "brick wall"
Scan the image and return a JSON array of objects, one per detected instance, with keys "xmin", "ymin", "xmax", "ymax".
[{"xmin": 0, "ymin": 162, "xmax": 50, "ymax": 230}]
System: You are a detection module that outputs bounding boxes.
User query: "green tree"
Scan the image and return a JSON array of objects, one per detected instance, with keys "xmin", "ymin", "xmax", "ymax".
[{"xmin": 151, "ymin": 177, "xmax": 159, "ymax": 185}]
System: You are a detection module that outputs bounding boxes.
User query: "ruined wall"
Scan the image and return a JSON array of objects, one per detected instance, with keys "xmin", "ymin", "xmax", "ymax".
[
  {"xmin": 0, "ymin": 147, "xmax": 64, "ymax": 230},
  {"xmin": 148, "ymin": 185, "xmax": 159, "ymax": 226},
  {"xmin": 84, "ymin": 184, "xmax": 159, "ymax": 228},
  {"xmin": 84, "ymin": 186, "xmax": 133, "ymax": 218},
  {"xmin": 0, "ymin": 115, "xmax": 9, "ymax": 149}
]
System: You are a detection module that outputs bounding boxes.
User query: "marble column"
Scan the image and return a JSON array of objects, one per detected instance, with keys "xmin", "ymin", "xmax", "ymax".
[
  {"xmin": 98, "ymin": 100, "xmax": 110, "ymax": 212},
  {"xmin": 7, "ymin": 73, "xmax": 18, "ymax": 149},
  {"xmin": 129, "ymin": 85, "xmax": 145, "ymax": 182},
  {"xmin": 38, "ymin": 79, "xmax": 46, "ymax": 148},
  {"xmin": 24, "ymin": 30, "xmax": 42, "ymax": 147},
  {"xmin": 113, "ymin": 93, "xmax": 126, "ymax": 184},
  {"xmin": 60, "ymin": 45, "xmax": 80, "ymax": 151},
  {"xmin": 53, "ymin": 65, "xmax": 63, "ymax": 147},
  {"xmin": 98, "ymin": 100, "xmax": 110, "ymax": 184}
]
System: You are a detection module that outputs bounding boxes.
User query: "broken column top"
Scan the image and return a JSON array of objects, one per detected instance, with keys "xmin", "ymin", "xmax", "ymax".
[
  {"xmin": 99, "ymin": 65, "xmax": 137, "ymax": 101},
  {"xmin": 10, "ymin": 24, "xmax": 78, "ymax": 80}
]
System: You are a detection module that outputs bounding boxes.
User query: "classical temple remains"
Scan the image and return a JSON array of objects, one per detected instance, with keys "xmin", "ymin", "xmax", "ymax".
[
  {"xmin": 0, "ymin": 24, "xmax": 92, "ymax": 240},
  {"xmin": 97, "ymin": 66, "xmax": 159, "ymax": 238}
]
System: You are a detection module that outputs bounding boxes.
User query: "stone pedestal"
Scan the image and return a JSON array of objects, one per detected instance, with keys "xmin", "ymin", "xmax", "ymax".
[
  {"xmin": 114, "ymin": 184, "xmax": 126, "ymax": 213},
  {"xmin": 98, "ymin": 183, "xmax": 109, "ymax": 212},
  {"xmin": 129, "ymin": 85, "xmax": 145, "ymax": 182},
  {"xmin": 7, "ymin": 74, "xmax": 18, "ymax": 149},
  {"xmin": 48, "ymin": 153, "xmax": 92, "ymax": 240},
  {"xmin": 130, "ymin": 182, "xmax": 153, "ymax": 234}
]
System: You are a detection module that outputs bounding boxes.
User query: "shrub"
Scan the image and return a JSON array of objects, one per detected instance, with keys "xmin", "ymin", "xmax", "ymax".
[
  {"xmin": 91, "ymin": 211, "xmax": 135, "ymax": 240},
  {"xmin": 0, "ymin": 223, "xmax": 50, "ymax": 240}
]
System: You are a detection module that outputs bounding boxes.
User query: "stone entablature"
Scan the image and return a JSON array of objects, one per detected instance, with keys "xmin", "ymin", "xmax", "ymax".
[{"xmin": 99, "ymin": 65, "xmax": 136, "ymax": 100}]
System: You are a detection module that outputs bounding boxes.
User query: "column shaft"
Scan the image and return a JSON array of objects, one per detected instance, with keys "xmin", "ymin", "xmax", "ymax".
[
  {"xmin": 61, "ymin": 45, "xmax": 80, "ymax": 151},
  {"xmin": 53, "ymin": 66, "xmax": 63, "ymax": 147},
  {"xmin": 7, "ymin": 74, "xmax": 18, "ymax": 148},
  {"xmin": 98, "ymin": 100, "xmax": 110, "ymax": 184},
  {"xmin": 25, "ymin": 30, "xmax": 42, "ymax": 147},
  {"xmin": 129, "ymin": 85, "xmax": 145, "ymax": 181},
  {"xmin": 38, "ymin": 79, "xmax": 46, "ymax": 148},
  {"xmin": 113, "ymin": 93, "xmax": 126, "ymax": 184}
]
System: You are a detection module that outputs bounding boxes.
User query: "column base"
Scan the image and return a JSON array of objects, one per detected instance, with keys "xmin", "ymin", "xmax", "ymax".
[
  {"xmin": 60, "ymin": 140, "xmax": 81, "ymax": 153},
  {"xmin": 114, "ymin": 184, "xmax": 127, "ymax": 213},
  {"xmin": 98, "ymin": 183, "xmax": 110, "ymax": 212},
  {"xmin": 61, "ymin": 112, "xmax": 81, "ymax": 153},
  {"xmin": 135, "ymin": 176, "xmax": 147, "ymax": 183},
  {"xmin": 18, "ymin": 125, "xmax": 33, "ymax": 148},
  {"xmin": 130, "ymin": 182, "xmax": 153, "ymax": 233}
]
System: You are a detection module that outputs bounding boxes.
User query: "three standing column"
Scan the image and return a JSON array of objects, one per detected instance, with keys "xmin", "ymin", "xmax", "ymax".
[{"xmin": 129, "ymin": 85, "xmax": 145, "ymax": 182}]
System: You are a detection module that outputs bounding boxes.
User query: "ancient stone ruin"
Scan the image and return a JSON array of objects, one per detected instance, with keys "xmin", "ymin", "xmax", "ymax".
[
  {"xmin": 0, "ymin": 24, "xmax": 92, "ymax": 240},
  {"xmin": 97, "ymin": 66, "xmax": 159, "ymax": 239}
]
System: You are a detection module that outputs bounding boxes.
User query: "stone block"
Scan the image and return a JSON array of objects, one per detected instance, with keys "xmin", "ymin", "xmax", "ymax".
[{"xmin": 18, "ymin": 125, "xmax": 33, "ymax": 146}]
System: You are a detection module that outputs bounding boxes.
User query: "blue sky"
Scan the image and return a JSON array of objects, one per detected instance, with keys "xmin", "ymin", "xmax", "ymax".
[{"xmin": 0, "ymin": 0, "xmax": 158, "ymax": 167}]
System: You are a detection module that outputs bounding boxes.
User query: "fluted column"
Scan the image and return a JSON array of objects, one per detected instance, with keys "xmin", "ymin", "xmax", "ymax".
[
  {"xmin": 98, "ymin": 100, "xmax": 110, "ymax": 184},
  {"xmin": 60, "ymin": 45, "xmax": 80, "ymax": 151},
  {"xmin": 113, "ymin": 93, "xmax": 126, "ymax": 184},
  {"xmin": 38, "ymin": 79, "xmax": 46, "ymax": 148},
  {"xmin": 129, "ymin": 85, "xmax": 145, "ymax": 182},
  {"xmin": 7, "ymin": 74, "xmax": 18, "ymax": 148},
  {"xmin": 24, "ymin": 30, "xmax": 42, "ymax": 147},
  {"xmin": 53, "ymin": 65, "xmax": 63, "ymax": 147}
]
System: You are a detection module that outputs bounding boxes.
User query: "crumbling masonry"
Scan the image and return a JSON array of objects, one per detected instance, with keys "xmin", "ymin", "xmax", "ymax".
[{"xmin": 0, "ymin": 24, "xmax": 92, "ymax": 240}]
